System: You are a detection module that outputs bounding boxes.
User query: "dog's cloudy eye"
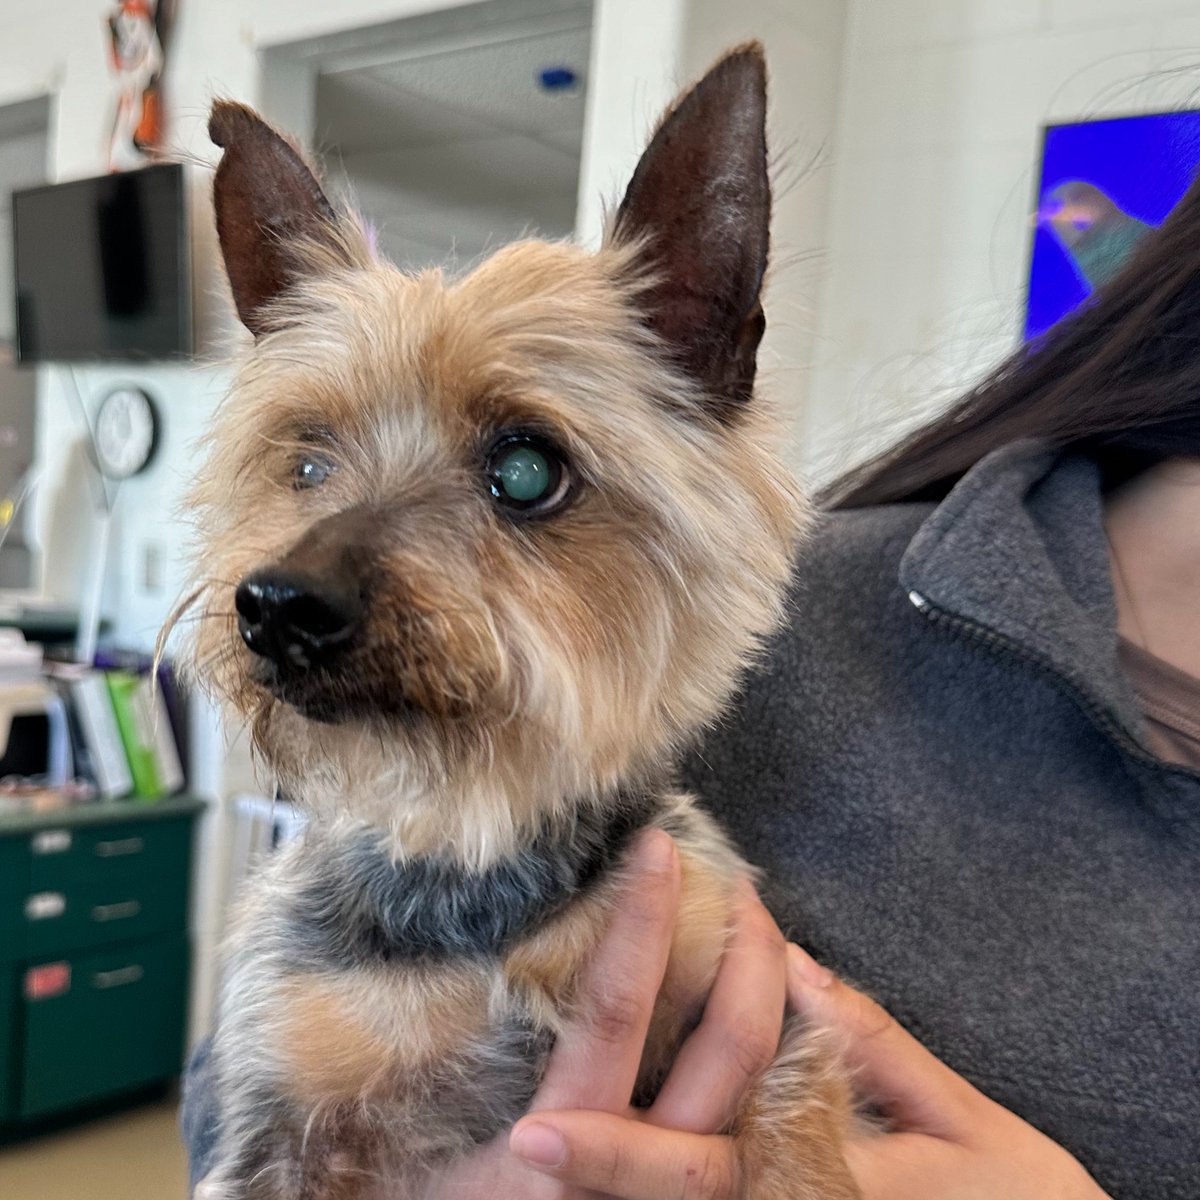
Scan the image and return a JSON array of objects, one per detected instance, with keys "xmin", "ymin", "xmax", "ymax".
[
  {"xmin": 495, "ymin": 445, "xmax": 551, "ymax": 501},
  {"xmin": 294, "ymin": 454, "xmax": 335, "ymax": 490},
  {"xmin": 486, "ymin": 435, "xmax": 571, "ymax": 516}
]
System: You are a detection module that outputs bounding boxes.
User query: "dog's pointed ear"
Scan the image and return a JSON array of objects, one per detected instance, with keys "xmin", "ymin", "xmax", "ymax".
[
  {"xmin": 613, "ymin": 44, "xmax": 770, "ymax": 419},
  {"xmin": 209, "ymin": 100, "xmax": 346, "ymax": 336}
]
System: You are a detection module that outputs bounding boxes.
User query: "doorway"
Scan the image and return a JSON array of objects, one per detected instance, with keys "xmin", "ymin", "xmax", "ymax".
[
  {"xmin": 265, "ymin": 0, "xmax": 593, "ymax": 271},
  {"xmin": 0, "ymin": 95, "xmax": 49, "ymax": 591}
]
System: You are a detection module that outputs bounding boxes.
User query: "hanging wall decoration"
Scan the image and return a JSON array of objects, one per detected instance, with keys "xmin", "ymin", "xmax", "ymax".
[
  {"xmin": 105, "ymin": 0, "xmax": 176, "ymax": 172},
  {"xmin": 1026, "ymin": 110, "xmax": 1200, "ymax": 340}
]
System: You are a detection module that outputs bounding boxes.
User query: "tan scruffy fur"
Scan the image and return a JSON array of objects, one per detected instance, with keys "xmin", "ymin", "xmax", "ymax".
[{"xmin": 179, "ymin": 43, "xmax": 860, "ymax": 1200}]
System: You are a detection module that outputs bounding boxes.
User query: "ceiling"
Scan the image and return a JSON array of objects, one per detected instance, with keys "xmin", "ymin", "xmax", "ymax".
[{"xmin": 314, "ymin": 20, "xmax": 591, "ymax": 270}]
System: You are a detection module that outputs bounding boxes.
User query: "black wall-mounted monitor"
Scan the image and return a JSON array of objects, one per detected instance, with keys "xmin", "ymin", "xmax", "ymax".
[{"xmin": 12, "ymin": 162, "xmax": 191, "ymax": 364}]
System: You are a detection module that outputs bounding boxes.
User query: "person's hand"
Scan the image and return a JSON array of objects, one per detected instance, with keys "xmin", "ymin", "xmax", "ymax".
[
  {"xmin": 429, "ymin": 835, "xmax": 1112, "ymax": 1200},
  {"xmin": 786, "ymin": 946, "xmax": 1113, "ymax": 1200},
  {"xmin": 501, "ymin": 910, "xmax": 1114, "ymax": 1200},
  {"xmin": 425, "ymin": 829, "xmax": 790, "ymax": 1199}
]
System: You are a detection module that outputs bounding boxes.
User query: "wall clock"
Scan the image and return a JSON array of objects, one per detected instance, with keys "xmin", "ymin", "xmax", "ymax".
[{"xmin": 94, "ymin": 387, "xmax": 159, "ymax": 480}]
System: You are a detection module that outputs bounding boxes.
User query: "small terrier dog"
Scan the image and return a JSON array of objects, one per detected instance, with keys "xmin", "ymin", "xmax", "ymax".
[{"xmin": 183, "ymin": 43, "xmax": 859, "ymax": 1200}]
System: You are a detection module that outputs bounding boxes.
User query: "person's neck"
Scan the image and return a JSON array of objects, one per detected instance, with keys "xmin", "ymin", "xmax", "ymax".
[{"xmin": 1104, "ymin": 456, "xmax": 1200, "ymax": 680}]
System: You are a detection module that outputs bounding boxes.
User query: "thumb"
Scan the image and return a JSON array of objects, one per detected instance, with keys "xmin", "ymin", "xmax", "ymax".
[
  {"xmin": 786, "ymin": 945, "xmax": 979, "ymax": 1139},
  {"xmin": 510, "ymin": 1111, "xmax": 738, "ymax": 1200}
]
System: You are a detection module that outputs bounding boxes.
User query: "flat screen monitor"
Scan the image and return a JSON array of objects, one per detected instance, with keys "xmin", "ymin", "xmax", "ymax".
[
  {"xmin": 12, "ymin": 162, "xmax": 190, "ymax": 363},
  {"xmin": 1026, "ymin": 109, "xmax": 1200, "ymax": 341}
]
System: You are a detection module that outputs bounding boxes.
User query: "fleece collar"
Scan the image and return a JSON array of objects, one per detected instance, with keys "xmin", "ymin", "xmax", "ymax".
[{"xmin": 899, "ymin": 441, "xmax": 1152, "ymax": 759}]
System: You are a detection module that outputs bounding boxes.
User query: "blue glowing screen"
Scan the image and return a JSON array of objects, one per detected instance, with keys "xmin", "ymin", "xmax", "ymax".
[{"xmin": 1026, "ymin": 110, "xmax": 1200, "ymax": 340}]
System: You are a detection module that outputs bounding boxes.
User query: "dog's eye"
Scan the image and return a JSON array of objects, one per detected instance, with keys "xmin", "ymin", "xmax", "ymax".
[
  {"xmin": 294, "ymin": 453, "xmax": 335, "ymax": 490},
  {"xmin": 485, "ymin": 435, "xmax": 571, "ymax": 516}
]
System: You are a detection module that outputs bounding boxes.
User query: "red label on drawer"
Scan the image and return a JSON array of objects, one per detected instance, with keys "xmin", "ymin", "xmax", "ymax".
[{"xmin": 24, "ymin": 962, "xmax": 71, "ymax": 1000}]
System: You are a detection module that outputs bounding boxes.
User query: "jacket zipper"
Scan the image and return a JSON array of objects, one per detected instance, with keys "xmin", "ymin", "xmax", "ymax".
[{"xmin": 905, "ymin": 589, "xmax": 1186, "ymax": 777}]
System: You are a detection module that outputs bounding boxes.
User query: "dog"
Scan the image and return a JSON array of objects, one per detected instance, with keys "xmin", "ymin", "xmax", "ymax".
[{"xmin": 181, "ymin": 42, "xmax": 860, "ymax": 1200}]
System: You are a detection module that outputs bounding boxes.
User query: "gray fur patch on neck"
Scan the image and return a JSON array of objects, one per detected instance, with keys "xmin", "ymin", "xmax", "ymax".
[{"xmin": 286, "ymin": 790, "xmax": 661, "ymax": 967}]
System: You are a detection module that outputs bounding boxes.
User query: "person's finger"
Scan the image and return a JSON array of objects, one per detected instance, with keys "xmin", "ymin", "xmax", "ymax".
[
  {"xmin": 786, "ymin": 945, "xmax": 978, "ymax": 1139},
  {"xmin": 648, "ymin": 880, "xmax": 786, "ymax": 1133},
  {"xmin": 532, "ymin": 830, "xmax": 681, "ymax": 1114},
  {"xmin": 510, "ymin": 1110, "xmax": 739, "ymax": 1200}
]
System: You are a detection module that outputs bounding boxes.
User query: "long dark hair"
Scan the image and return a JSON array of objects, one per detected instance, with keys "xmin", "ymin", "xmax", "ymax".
[{"xmin": 826, "ymin": 170, "xmax": 1200, "ymax": 509}]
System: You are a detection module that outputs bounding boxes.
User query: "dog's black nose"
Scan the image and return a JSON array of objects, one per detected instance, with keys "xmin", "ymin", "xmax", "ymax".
[{"xmin": 235, "ymin": 569, "xmax": 362, "ymax": 668}]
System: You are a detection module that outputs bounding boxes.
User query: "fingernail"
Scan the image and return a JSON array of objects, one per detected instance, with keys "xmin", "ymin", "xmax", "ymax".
[
  {"xmin": 787, "ymin": 943, "xmax": 834, "ymax": 989},
  {"xmin": 510, "ymin": 1121, "xmax": 568, "ymax": 1169}
]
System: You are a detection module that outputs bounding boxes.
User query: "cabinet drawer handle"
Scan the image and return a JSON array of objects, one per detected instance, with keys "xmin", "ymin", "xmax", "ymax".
[
  {"xmin": 32, "ymin": 829, "xmax": 72, "ymax": 856},
  {"xmin": 25, "ymin": 892, "xmax": 67, "ymax": 920},
  {"xmin": 91, "ymin": 965, "xmax": 145, "ymax": 990},
  {"xmin": 91, "ymin": 900, "xmax": 142, "ymax": 923},
  {"xmin": 94, "ymin": 837, "xmax": 145, "ymax": 858}
]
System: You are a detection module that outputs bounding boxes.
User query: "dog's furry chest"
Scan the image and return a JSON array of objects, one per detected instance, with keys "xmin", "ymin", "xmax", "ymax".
[
  {"xmin": 216, "ymin": 839, "xmax": 573, "ymax": 1172},
  {"xmin": 209, "ymin": 795, "xmax": 743, "ymax": 1186}
]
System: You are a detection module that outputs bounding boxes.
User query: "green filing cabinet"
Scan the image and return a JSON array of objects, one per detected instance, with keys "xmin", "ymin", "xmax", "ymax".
[
  {"xmin": 0, "ymin": 797, "xmax": 202, "ymax": 1132},
  {"xmin": 0, "ymin": 834, "xmax": 26, "ymax": 1122},
  {"xmin": 21, "ymin": 932, "xmax": 189, "ymax": 1119},
  {"xmin": 0, "ymin": 965, "xmax": 14, "ymax": 1122}
]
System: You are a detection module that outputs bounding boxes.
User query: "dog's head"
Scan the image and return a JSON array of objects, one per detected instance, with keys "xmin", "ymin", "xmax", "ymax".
[{"xmin": 183, "ymin": 45, "xmax": 805, "ymax": 858}]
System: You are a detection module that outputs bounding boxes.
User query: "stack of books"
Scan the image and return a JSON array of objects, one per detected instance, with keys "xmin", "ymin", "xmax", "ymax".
[{"xmin": 45, "ymin": 661, "xmax": 186, "ymax": 802}]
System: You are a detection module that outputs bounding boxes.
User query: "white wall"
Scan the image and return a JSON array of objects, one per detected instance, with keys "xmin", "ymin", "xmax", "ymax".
[
  {"xmin": 576, "ymin": 1, "xmax": 850, "ymax": 468},
  {"xmin": 681, "ymin": 0, "xmax": 848, "ymax": 468},
  {"xmin": 574, "ymin": 0, "xmax": 687, "ymax": 238},
  {"xmin": 806, "ymin": 0, "xmax": 1200, "ymax": 479}
]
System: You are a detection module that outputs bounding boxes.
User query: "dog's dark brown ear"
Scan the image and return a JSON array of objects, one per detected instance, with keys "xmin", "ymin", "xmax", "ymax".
[
  {"xmin": 209, "ymin": 100, "xmax": 346, "ymax": 336},
  {"xmin": 613, "ymin": 44, "xmax": 770, "ymax": 419}
]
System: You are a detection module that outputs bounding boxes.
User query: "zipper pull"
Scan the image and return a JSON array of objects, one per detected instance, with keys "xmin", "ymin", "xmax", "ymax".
[{"xmin": 908, "ymin": 590, "xmax": 930, "ymax": 612}]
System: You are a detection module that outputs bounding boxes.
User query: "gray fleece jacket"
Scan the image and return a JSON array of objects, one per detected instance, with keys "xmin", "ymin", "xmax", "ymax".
[{"xmin": 682, "ymin": 441, "xmax": 1200, "ymax": 1198}]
